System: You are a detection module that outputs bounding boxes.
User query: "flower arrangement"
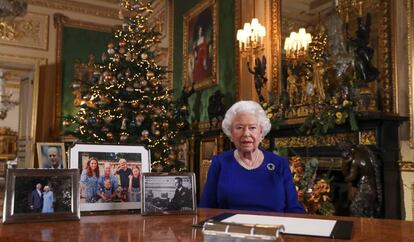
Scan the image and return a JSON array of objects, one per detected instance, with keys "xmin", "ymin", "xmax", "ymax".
[{"xmin": 290, "ymin": 156, "xmax": 335, "ymax": 215}]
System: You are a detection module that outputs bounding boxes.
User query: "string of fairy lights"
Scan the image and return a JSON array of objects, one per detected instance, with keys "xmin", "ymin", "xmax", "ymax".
[{"xmin": 64, "ymin": 0, "xmax": 186, "ymax": 171}]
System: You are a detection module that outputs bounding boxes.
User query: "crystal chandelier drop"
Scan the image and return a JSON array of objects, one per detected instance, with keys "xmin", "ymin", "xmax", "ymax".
[
  {"xmin": 0, "ymin": 70, "xmax": 19, "ymax": 120},
  {"xmin": 0, "ymin": 0, "xmax": 27, "ymax": 20}
]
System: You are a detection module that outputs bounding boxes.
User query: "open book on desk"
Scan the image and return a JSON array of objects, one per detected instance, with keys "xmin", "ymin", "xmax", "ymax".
[{"xmin": 194, "ymin": 213, "xmax": 353, "ymax": 240}]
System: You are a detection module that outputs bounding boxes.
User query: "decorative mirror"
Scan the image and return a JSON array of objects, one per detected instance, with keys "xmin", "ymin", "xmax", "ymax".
[{"xmin": 270, "ymin": 0, "xmax": 394, "ymax": 123}]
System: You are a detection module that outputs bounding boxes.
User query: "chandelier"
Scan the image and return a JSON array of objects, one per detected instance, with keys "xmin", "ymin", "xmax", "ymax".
[
  {"xmin": 236, "ymin": 18, "xmax": 266, "ymax": 58},
  {"xmin": 335, "ymin": 0, "xmax": 372, "ymax": 23},
  {"xmin": 284, "ymin": 28, "xmax": 312, "ymax": 60},
  {"xmin": 0, "ymin": 0, "xmax": 27, "ymax": 20},
  {"xmin": 0, "ymin": 70, "xmax": 19, "ymax": 120}
]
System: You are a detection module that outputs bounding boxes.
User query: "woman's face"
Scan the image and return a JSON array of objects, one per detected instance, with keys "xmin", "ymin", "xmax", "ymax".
[
  {"xmin": 230, "ymin": 112, "xmax": 263, "ymax": 153},
  {"xmin": 133, "ymin": 167, "xmax": 140, "ymax": 177},
  {"xmin": 90, "ymin": 159, "xmax": 98, "ymax": 170}
]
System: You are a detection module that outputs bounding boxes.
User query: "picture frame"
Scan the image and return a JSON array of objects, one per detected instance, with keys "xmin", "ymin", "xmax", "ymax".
[
  {"xmin": 2, "ymin": 169, "xmax": 80, "ymax": 224},
  {"xmin": 141, "ymin": 172, "xmax": 196, "ymax": 215},
  {"xmin": 69, "ymin": 143, "xmax": 150, "ymax": 212},
  {"xmin": 183, "ymin": 0, "xmax": 218, "ymax": 90},
  {"xmin": 36, "ymin": 142, "xmax": 67, "ymax": 169}
]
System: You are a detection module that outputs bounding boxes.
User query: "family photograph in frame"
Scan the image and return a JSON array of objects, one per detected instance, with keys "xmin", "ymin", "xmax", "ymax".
[
  {"xmin": 141, "ymin": 172, "xmax": 196, "ymax": 215},
  {"xmin": 69, "ymin": 144, "xmax": 150, "ymax": 212},
  {"xmin": 36, "ymin": 142, "xmax": 66, "ymax": 169},
  {"xmin": 2, "ymin": 169, "xmax": 80, "ymax": 224},
  {"xmin": 183, "ymin": 0, "xmax": 218, "ymax": 90}
]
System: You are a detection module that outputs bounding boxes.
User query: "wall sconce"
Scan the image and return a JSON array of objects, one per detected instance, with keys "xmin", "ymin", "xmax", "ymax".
[
  {"xmin": 236, "ymin": 18, "xmax": 266, "ymax": 58},
  {"xmin": 0, "ymin": 70, "xmax": 19, "ymax": 120},
  {"xmin": 284, "ymin": 28, "xmax": 312, "ymax": 61}
]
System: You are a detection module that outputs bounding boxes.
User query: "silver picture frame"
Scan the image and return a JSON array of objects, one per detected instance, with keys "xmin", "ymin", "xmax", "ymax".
[
  {"xmin": 2, "ymin": 168, "xmax": 80, "ymax": 224},
  {"xmin": 141, "ymin": 172, "xmax": 196, "ymax": 215}
]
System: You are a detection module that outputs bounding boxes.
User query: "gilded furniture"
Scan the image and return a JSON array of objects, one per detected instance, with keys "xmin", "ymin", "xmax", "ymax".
[{"xmin": 0, "ymin": 208, "xmax": 413, "ymax": 241}]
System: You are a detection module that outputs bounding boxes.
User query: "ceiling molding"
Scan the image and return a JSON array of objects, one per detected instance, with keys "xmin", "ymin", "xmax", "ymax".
[{"xmin": 27, "ymin": 0, "xmax": 119, "ymax": 19}]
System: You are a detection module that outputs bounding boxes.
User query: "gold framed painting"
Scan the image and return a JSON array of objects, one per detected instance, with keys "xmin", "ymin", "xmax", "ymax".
[
  {"xmin": 36, "ymin": 142, "xmax": 66, "ymax": 169},
  {"xmin": 183, "ymin": 0, "xmax": 218, "ymax": 90}
]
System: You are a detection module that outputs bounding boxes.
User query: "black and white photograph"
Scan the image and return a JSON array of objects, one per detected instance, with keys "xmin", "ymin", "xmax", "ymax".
[
  {"xmin": 36, "ymin": 142, "xmax": 66, "ymax": 168},
  {"xmin": 69, "ymin": 144, "xmax": 150, "ymax": 211},
  {"xmin": 141, "ymin": 172, "xmax": 196, "ymax": 215},
  {"xmin": 2, "ymin": 169, "xmax": 80, "ymax": 224}
]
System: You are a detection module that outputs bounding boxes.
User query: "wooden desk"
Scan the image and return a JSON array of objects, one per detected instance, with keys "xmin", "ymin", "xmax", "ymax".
[{"xmin": 0, "ymin": 208, "xmax": 413, "ymax": 241}]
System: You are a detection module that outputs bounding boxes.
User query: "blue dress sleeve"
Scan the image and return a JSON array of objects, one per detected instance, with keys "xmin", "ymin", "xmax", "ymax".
[
  {"xmin": 199, "ymin": 155, "xmax": 221, "ymax": 208},
  {"xmin": 281, "ymin": 158, "xmax": 305, "ymax": 213}
]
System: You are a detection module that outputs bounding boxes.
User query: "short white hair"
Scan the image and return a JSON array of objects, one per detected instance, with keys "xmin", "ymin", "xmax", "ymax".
[{"xmin": 221, "ymin": 100, "xmax": 271, "ymax": 139}]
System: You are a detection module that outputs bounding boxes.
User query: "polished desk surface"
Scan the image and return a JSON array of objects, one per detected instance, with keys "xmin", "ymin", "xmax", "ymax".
[{"xmin": 0, "ymin": 208, "xmax": 413, "ymax": 241}]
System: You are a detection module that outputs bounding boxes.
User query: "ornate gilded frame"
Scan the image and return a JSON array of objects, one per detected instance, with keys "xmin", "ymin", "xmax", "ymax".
[
  {"xmin": 53, "ymin": 14, "xmax": 113, "ymax": 136},
  {"xmin": 270, "ymin": 0, "xmax": 395, "ymax": 114},
  {"xmin": 182, "ymin": 0, "xmax": 218, "ymax": 91},
  {"xmin": 409, "ymin": 0, "xmax": 414, "ymax": 147}
]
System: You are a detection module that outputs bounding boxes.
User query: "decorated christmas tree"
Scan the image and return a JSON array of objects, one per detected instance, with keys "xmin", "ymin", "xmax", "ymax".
[{"xmin": 64, "ymin": 0, "xmax": 186, "ymax": 171}]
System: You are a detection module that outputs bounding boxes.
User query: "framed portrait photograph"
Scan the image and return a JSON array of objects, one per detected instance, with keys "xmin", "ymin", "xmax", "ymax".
[
  {"xmin": 36, "ymin": 142, "xmax": 66, "ymax": 169},
  {"xmin": 141, "ymin": 172, "xmax": 196, "ymax": 215},
  {"xmin": 69, "ymin": 143, "xmax": 150, "ymax": 212},
  {"xmin": 183, "ymin": 0, "xmax": 218, "ymax": 90},
  {"xmin": 2, "ymin": 169, "xmax": 80, "ymax": 224}
]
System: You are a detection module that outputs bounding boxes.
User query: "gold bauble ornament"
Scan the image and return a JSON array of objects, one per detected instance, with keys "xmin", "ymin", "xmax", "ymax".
[
  {"xmin": 131, "ymin": 102, "xmax": 139, "ymax": 108},
  {"xmin": 62, "ymin": 120, "xmax": 70, "ymax": 127},
  {"xmin": 106, "ymin": 132, "xmax": 113, "ymax": 140},
  {"xmin": 146, "ymin": 71, "xmax": 154, "ymax": 78},
  {"xmin": 141, "ymin": 53, "xmax": 148, "ymax": 59}
]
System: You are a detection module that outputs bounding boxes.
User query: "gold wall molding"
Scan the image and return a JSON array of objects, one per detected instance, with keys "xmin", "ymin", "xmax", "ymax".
[
  {"xmin": 270, "ymin": 0, "xmax": 281, "ymax": 96},
  {"xmin": 0, "ymin": 12, "xmax": 49, "ymax": 50},
  {"xmin": 27, "ymin": 0, "xmax": 119, "ymax": 19},
  {"xmin": 275, "ymin": 130, "xmax": 376, "ymax": 148},
  {"xmin": 408, "ymin": 0, "xmax": 414, "ymax": 147},
  {"xmin": 412, "ymin": 183, "xmax": 414, "ymax": 220},
  {"xmin": 399, "ymin": 161, "xmax": 414, "ymax": 172},
  {"xmin": 380, "ymin": 0, "xmax": 394, "ymax": 113}
]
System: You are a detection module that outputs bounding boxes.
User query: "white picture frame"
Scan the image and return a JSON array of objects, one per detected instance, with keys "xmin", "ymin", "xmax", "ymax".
[{"xmin": 69, "ymin": 143, "xmax": 150, "ymax": 212}]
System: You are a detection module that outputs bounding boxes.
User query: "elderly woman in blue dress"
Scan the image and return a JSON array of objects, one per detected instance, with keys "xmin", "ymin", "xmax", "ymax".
[
  {"xmin": 199, "ymin": 100, "xmax": 304, "ymax": 213},
  {"xmin": 42, "ymin": 185, "xmax": 54, "ymax": 213},
  {"xmin": 80, "ymin": 157, "xmax": 100, "ymax": 203}
]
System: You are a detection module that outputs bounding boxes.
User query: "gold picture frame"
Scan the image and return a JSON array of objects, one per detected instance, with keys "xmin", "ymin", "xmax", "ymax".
[
  {"xmin": 36, "ymin": 142, "xmax": 66, "ymax": 169},
  {"xmin": 183, "ymin": 0, "xmax": 218, "ymax": 90},
  {"xmin": 2, "ymin": 169, "xmax": 80, "ymax": 224}
]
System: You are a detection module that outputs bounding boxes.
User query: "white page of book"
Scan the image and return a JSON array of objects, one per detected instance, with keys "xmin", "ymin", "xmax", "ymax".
[{"xmin": 222, "ymin": 214, "xmax": 337, "ymax": 237}]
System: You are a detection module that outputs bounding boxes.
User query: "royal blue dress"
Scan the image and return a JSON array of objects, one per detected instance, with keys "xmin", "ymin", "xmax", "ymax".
[{"xmin": 199, "ymin": 150, "xmax": 304, "ymax": 213}]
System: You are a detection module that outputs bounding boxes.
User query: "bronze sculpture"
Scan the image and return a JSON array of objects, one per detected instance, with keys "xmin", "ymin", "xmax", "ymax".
[{"xmin": 340, "ymin": 144, "xmax": 382, "ymax": 217}]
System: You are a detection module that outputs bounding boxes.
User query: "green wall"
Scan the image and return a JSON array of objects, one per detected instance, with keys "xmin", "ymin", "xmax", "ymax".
[
  {"xmin": 61, "ymin": 27, "xmax": 113, "ymax": 133},
  {"xmin": 173, "ymin": 0, "xmax": 236, "ymax": 123}
]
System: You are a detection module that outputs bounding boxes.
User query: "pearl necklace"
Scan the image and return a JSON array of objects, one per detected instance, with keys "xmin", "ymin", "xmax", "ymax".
[{"xmin": 234, "ymin": 150, "xmax": 263, "ymax": 170}]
